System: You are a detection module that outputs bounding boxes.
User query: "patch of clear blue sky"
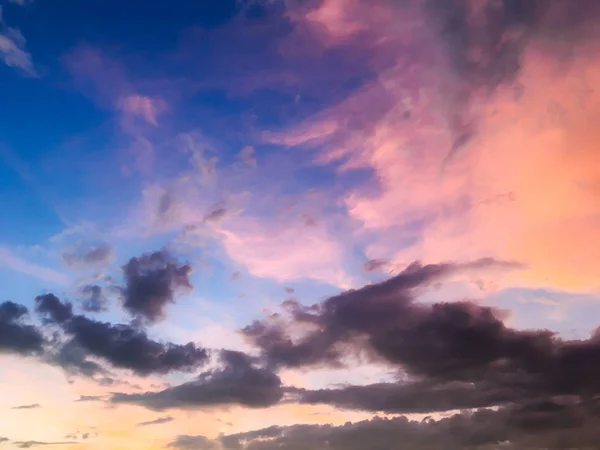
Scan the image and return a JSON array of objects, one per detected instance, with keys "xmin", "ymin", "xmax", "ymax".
[{"xmin": 0, "ymin": 0, "xmax": 392, "ymax": 331}]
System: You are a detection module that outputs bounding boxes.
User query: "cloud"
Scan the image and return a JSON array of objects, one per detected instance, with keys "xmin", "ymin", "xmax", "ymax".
[
  {"xmin": 35, "ymin": 294, "xmax": 74, "ymax": 324},
  {"xmin": 51, "ymin": 339, "xmax": 107, "ymax": 378},
  {"xmin": 14, "ymin": 442, "xmax": 76, "ymax": 449},
  {"xmin": 117, "ymin": 95, "xmax": 165, "ymax": 126},
  {"xmin": 120, "ymin": 250, "xmax": 193, "ymax": 324},
  {"xmin": 136, "ymin": 416, "xmax": 174, "ymax": 427},
  {"xmin": 243, "ymin": 258, "xmax": 522, "ymax": 368},
  {"xmin": 34, "ymin": 294, "xmax": 208, "ymax": 375},
  {"xmin": 0, "ymin": 8, "xmax": 36, "ymax": 76},
  {"xmin": 0, "ymin": 248, "xmax": 69, "ymax": 285},
  {"xmin": 75, "ymin": 395, "xmax": 103, "ymax": 402},
  {"xmin": 268, "ymin": 0, "xmax": 600, "ymax": 292},
  {"xmin": 362, "ymin": 259, "xmax": 388, "ymax": 273},
  {"xmin": 112, "ymin": 350, "xmax": 283, "ymax": 410},
  {"xmin": 239, "ymin": 146, "xmax": 257, "ymax": 168},
  {"xmin": 217, "ymin": 400, "xmax": 600, "ymax": 450},
  {"xmin": 10, "ymin": 403, "xmax": 40, "ymax": 410},
  {"xmin": 167, "ymin": 435, "xmax": 219, "ymax": 450},
  {"xmin": 79, "ymin": 284, "xmax": 108, "ymax": 313},
  {"xmin": 61, "ymin": 242, "xmax": 113, "ymax": 268},
  {"xmin": 0, "ymin": 301, "xmax": 44, "ymax": 356}
]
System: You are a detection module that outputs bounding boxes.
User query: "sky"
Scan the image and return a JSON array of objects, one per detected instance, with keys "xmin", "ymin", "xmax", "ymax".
[{"xmin": 1, "ymin": 0, "xmax": 600, "ymax": 448}]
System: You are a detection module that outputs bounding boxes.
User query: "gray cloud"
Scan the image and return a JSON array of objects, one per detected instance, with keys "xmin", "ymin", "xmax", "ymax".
[
  {"xmin": 136, "ymin": 416, "xmax": 174, "ymax": 427},
  {"xmin": 79, "ymin": 284, "xmax": 108, "ymax": 313},
  {"xmin": 14, "ymin": 442, "xmax": 76, "ymax": 449},
  {"xmin": 167, "ymin": 435, "xmax": 219, "ymax": 450},
  {"xmin": 216, "ymin": 399, "xmax": 600, "ymax": 450},
  {"xmin": 62, "ymin": 242, "xmax": 113, "ymax": 268},
  {"xmin": 75, "ymin": 395, "xmax": 103, "ymax": 402},
  {"xmin": 35, "ymin": 294, "xmax": 208, "ymax": 376},
  {"xmin": 10, "ymin": 404, "xmax": 40, "ymax": 410},
  {"xmin": 112, "ymin": 350, "xmax": 283, "ymax": 410},
  {"xmin": 0, "ymin": 301, "xmax": 44, "ymax": 356},
  {"xmin": 362, "ymin": 259, "xmax": 388, "ymax": 273},
  {"xmin": 121, "ymin": 250, "xmax": 193, "ymax": 323},
  {"xmin": 243, "ymin": 258, "xmax": 523, "ymax": 369}
]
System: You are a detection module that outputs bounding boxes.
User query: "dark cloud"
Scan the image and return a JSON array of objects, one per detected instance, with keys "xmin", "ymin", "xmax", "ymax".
[
  {"xmin": 217, "ymin": 399, "xmax": 600, "ymax": 450},
  {"xmin": 62, "ymin": 242, "xmax": 112, "ymax": 267},
  {"xmin": 112, "ymin": 350, "xmax": 283, "ymax": 410},
  {"xmin": 240, "ymin": 257, "xmax": 600, "ymax": 419},
  {"xmin": 79, "ymin": 284, "xmax": 108, "ymax": 313},
  {"xmin": 0, "ymin": 437, "xmax": 7, "ymax": 443},
  {"xmin": 63, "ymin": 315, "xmax": 208, "ymax": 375},
  {"xmin": 203, "ymin": 207, "xmax": 227, "ymax": 223},
  {"xmin": 136, "ymin": 416, "xmax": 174, "ymax": 427},
  {"xmin": 120, "ymin": 250, "xmax": 193, "ymax": 323},
  {"xmin": 167, "ymin": 435, "xmax": 219, "ymax": 450},
  {"xmin": 36, "ymin": 294, "xmax": 208, "ymax": 375},
  {"xmin": 35, "ymin": 294, "xmax": 73, "ymax": 324},
  {"xmin": 52, "ymin": 340, "xmax": 107, "ymax": 378},
  {"xmin": 0, "ymin": 301, "xmax": 44, "ymax": 356},
  {"xmin": 243, "ymin": 259, "xmax": 523, "ymax": 369},
  {"xmin": 11, "ymin": 404, "xmax": 40, "ymax": 410},
  {"xmin": 362, "ymin": 259, "xmax": 388, "ymax": 273}
]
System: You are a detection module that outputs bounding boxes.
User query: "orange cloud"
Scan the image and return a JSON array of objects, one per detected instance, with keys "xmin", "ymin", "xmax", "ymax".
[{"xmin": 269, "ymin": 1, "xmax": 600, "ymax": 293}]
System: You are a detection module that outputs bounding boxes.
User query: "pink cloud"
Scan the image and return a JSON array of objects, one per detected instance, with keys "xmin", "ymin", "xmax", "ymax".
[
  {"xmin": 217, "ymin": 215, "xmax": 351, "ymax": 287},
  {"xmin": 266, "ymin": 1, "xmax": 600, "ymax": 293},
  {"xmin": 117, "ymin": 95, "xmax": 165, "ymax": 126}
]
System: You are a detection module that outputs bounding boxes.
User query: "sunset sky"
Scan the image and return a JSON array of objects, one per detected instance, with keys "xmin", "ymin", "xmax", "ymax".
[{"xmin": 1, "ymin": 0, "xmax": 600, "ymax": 449}]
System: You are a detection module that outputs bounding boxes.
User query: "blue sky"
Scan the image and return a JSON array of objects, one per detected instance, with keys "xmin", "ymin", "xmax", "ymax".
[{"xmin": 1, "ymin": 0, "xmax": 600, "ymax": 449}]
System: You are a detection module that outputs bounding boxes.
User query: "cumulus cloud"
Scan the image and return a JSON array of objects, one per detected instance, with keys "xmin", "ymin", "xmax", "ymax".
[
  {"xmin": 35, "ymin": 294, "xmax": 208, "ymax": 375},
  {"xmin": 120, "ymin": 250, "xmax": 193, "ymax": 324},
  {"xmin": 112, "ymin": 350, "xmax": 283, "ymax": 410},
  {"xmin": 0, "ymin": 301, "xmax": 44, "ymax": 356},
  {"xmin": 243, "ymin": 258, "xmax": 522, "ymax": 368}
]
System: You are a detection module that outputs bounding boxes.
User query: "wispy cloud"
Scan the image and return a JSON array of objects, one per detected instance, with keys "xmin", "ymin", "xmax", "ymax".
[
  {"xmin": 0, "ymin": 248, "xmax": 69, "ymax": 285},
  {"xmin": 136, "ymin": 416, "xmax": 174, "ymax": 427},
  {"xmin": 0, "ymin": 7, "xmax": 37, "ymax": 76},
  {"xmin": 10, "ymin": 403, "xmax": 41, "ymax": 410}
]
